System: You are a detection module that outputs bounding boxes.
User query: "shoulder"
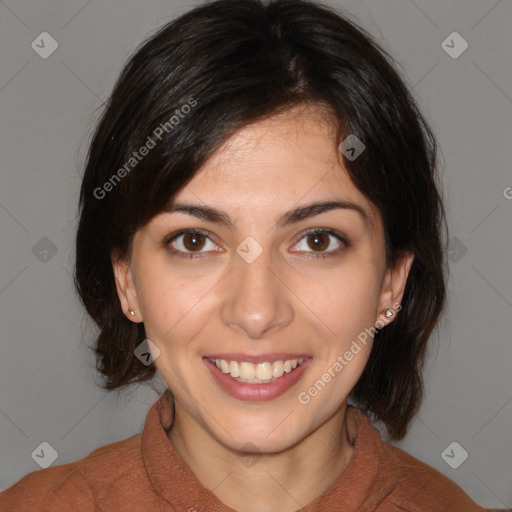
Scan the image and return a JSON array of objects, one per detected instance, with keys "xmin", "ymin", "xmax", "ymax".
[
  {"xmin": 347, "ymin": 408, "xmax": 495, "ymax": 511},
  {"xmin": 378, "ymin": 441, "xmax": 492, "ymax": 511},
  {"xmin": 0, "ymin": 434, "xmax": 142, "ymax": 512}
]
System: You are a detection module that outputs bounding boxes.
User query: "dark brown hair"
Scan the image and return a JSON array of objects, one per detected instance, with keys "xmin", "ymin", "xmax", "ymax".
[{"xmin": 75, "ymin": 0, "xmax": 448, "ymax": 440}]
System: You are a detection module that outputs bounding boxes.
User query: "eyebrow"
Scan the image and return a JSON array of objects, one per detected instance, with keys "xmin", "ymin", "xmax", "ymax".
[{"xmin": 162, "ymin": 200, "xmax": 373, "ymax": 232}]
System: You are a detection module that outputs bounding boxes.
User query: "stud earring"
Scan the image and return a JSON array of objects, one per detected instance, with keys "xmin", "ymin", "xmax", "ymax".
[
  {"xmin": 385, "ymin": 309, "xmax": 394, "ymax": 318},
  {"xmin": 129, "ymin": 309, "xmax": 135, "ymax": 317}
]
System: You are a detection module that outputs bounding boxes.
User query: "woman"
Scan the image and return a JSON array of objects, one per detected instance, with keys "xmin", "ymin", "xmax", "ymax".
[{"xmin": 0, "ymin": 0, "xmax": 502, "ymax": 510}]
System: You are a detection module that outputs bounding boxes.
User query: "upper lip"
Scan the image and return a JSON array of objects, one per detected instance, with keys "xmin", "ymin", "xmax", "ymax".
[{"xmin": 204, "ymin": 353, "xmax": 310, "ymax": 364}]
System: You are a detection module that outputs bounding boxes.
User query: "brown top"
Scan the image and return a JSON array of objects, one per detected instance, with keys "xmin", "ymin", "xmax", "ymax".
[{"xmin": 0, "ymin": 389, "xmax": 499, "ymax": 511}]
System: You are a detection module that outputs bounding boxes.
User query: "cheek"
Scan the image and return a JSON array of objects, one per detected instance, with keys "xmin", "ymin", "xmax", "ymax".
[
  {"xmin": 294, "ymin": 254, "xmax": 382, "ymax": 337},
  {"xmin": 299, "ymin": 261, "xmax": 381, "ymax": 407},
  {"xmin": 136, "ymin": 260, "xmax": 217, "ymax": 348}
]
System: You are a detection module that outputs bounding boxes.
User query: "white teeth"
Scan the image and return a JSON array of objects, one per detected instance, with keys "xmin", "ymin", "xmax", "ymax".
[
  {"xmin": 220, "ymin": 359, "xmax": 230, "ymax": 374},
  {"xmin": 272, "ymin": 360, "xmax": 284, "ymax": 378},
  {"xmin": 239, "ymin": 362, "xmax": 256, "ymax": 380},
  {"xmin": 229, "ymin": 360, "xmax": 240, "ymax": 377},
  {"xmin": 210, "ymin": 357, "xmax": 305, "ymax": 383},
  {"xmin": 256, "ymin": 362, "xmax": 273, "ymax": 380}
]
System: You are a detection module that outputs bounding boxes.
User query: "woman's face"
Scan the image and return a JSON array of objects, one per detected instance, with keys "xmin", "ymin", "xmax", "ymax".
[{"xmin": 113, "ymin": 104, "xmax": 413, "ymax": 453}]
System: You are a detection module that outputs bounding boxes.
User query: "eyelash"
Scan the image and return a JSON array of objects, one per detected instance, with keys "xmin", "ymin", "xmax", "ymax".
[{"xmin": 164, "ymin": 228, "xmax": 349, "ymax": 260}]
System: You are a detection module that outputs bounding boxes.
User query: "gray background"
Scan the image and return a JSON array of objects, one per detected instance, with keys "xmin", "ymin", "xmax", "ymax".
[{"xmin": 1, "ymin": 0, "xmax": 511, "ymax": 508}]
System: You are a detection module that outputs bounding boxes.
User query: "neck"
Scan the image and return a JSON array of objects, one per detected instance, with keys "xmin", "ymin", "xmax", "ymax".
[{"xmin": 168, "ymin": 401, "xmax": 354, "ymax": 512}]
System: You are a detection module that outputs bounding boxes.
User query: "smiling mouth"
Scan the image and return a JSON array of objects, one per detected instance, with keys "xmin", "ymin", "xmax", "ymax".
[{"xmin": 208, "ymin": 357, "xmax": 306, "ymax": 384}]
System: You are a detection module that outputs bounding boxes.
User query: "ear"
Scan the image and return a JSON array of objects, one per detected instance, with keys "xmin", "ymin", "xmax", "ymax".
[
  {"xmin": 111, "ymin": 251, "xmax": 142, "ymax": 323},
  {"xmin": 375, "ymin": 250, "xmax": 414, "ymax": 328}
]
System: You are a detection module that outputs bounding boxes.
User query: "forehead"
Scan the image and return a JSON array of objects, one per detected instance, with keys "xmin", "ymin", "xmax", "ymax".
[
  {"xmin": 198, "ymin": 105, "xmax": 341, "ymax": 184},
  {"xmin": 170, "ymin": 105, "xmax": 381, "ymax": 231}
]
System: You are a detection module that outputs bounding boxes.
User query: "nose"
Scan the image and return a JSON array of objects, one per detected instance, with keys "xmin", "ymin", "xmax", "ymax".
[{"xmin": 220, "ymin": 249, "xmax": 294, "ymax": 340}]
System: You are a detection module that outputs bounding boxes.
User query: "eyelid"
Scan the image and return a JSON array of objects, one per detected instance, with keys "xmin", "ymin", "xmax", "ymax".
[
  {"xmin": 165, "ymin": 228, "xmax": 217, "ymax": 245},
  {"xmin": 292, "ymin": 227, "xmax": 347, "ymax": 243}
]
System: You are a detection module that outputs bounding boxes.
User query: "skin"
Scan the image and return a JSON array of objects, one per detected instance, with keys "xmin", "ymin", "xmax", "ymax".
[{"xmin": 112, "ymin": 103, "xmax": 414, "ymax": 512}]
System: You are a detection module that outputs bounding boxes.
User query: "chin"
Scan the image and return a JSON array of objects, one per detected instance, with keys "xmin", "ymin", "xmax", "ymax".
[{"xmin": 214, "ymin": 415, "xmax": 312, "ymax": 453}]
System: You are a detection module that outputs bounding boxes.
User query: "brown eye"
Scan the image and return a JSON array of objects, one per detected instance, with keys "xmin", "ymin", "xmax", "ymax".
[
  {"xmin": 182, "ymin": 233, "xmax": 206, "ymax": 251},
  {"xmin": 306, "ymin": 232, "xmax": 330, "ymax": 252},
  {"xmin": 166, "ymin": 230, "xmax": 218, "ymax": 257},
  {"xmin": 291, "ymin": 229, "xmax": 347, "ymax": 257}
]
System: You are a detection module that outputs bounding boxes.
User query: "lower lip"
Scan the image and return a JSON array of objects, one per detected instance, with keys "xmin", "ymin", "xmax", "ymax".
[{"xmin": 204, "ymin": 358, "xmax": 311, "ymax": 401}]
